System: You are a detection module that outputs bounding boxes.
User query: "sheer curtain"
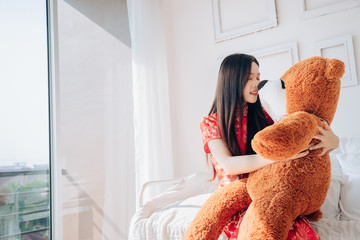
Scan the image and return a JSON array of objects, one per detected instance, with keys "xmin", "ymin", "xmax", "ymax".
[
  {"xmin": 54, "ymin": 0, "xmax": 136, "ymax": 239},
  {"xmin": 127, "ymin": 0, "xmax": 174, "ymax": 206}
]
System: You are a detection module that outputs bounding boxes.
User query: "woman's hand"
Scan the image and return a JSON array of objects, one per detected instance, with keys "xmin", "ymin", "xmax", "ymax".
[
  {"xmin": 309, "ymin": 120, "xmax": 340, "ymax": 156},
  {"xmin": 287, "ymin": 147, "xmax": 310, "ymax": 160}
]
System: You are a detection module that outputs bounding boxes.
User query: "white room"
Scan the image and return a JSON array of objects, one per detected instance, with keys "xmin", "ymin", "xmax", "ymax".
[
  {"xmin": 1, "ymin": 0, "xmax": 360, "ymax": 240},
  {"xmin": 130, "ymin": 0, "xmax": 360, "ymax": 239},
  {"xmin": 163, "ymin": 0, "xmax": 360, "ymax": 177}
]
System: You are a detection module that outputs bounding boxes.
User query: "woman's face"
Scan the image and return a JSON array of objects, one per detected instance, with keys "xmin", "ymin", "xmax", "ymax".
[{"xmin": 243, "ymin": 62, "xmax": 260, "ymax": 103}]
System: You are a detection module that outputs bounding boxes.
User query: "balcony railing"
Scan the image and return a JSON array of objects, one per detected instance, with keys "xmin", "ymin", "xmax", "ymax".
[{"xmin": 0, "ymin": 167, "xmax": 50, "ymax": 240}]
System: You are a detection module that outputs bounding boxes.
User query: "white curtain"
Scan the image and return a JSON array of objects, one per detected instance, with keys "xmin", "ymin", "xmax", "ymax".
[
  {"xmin": 55, "ymin": 0, "xmax": 136, "ymax": 239},
  {"xmin": 127, "ymin": 0, "xmax": 174, "ymax": 207}
]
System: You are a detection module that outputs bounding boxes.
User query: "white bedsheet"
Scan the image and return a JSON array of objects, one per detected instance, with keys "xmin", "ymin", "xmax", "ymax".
[
  {"xmin": 310, "ymin": 218, "xmax": 360, "ymax": 240},
  {"xmin": 129, "ymin": 190, "xmax": 360, "ymax": 240},
  {"xmin": 129, "ymin": 137, "xmax": 360, "ymax": 240},
  {"xmin": 129, "ymin": 193, "xmax": 228, "ymax": 240},
  {"xmin": 129, "ymin": 171, "xmax": 360, "ymax": 240},
  {"xmin": 128, "ymin": 172, "xmax": 227, "ymax": 240}
]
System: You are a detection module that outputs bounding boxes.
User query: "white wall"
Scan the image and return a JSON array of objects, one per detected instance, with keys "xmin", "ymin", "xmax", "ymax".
[{"xmin": 162, "ymin": 0, "xmax": 360, "ymax": 178}]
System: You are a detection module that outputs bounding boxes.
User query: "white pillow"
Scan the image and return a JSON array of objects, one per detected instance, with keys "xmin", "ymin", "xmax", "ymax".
[
  {"xmin": 340, "ymin": 177, "xmax": 360, "ymax": 220},
  {"xmin": 336, "ymin": 152, "xmax": 360, "ymax": 181},
  {"xmin": 321, "ymin": 174, "xmax": 348, "ymax": 219},
  {"xmin": 339, "ymin": 137, "xmax": 360, "ymax": 154}
]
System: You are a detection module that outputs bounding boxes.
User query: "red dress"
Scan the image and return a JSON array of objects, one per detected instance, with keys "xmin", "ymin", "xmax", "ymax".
[{"xmin": 200, "ymin": 105, "xmax": 320, "ymax": 240}]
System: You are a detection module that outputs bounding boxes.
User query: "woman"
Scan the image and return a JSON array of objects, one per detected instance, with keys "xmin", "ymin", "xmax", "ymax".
[{"xmin": 200, "ymin": 53, "xmax": 339, "ymax": 239}]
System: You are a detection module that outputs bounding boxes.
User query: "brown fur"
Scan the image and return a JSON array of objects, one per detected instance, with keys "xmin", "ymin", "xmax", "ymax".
[{"xmin": 183, "ymin": 57, "xmax": 345, "ymax": 240}]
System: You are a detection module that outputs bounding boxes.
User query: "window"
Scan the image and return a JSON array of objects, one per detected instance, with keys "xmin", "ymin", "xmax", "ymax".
[{"xmin": 0, "ymin": 0, "xmax": 51, "ymax": 239}]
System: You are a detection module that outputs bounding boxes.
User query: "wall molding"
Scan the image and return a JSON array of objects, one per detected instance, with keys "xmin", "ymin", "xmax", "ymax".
[
  {"xmin": 300, "ymin": 0, "xmax": 360, "ymax": 19},
  {"xmin": 212, "ymin": 0, "xmax": 277, "ymax": 42},
  {"xmin": 216, "ymin": 43, "xmax": 299, "ymax": 81},
  {"xmin": 314, "ymin": 35, "xmax": 358, "ymax": 87},
  {"xmin": 247, "ymin": 42, "xmax": 299, "ymax": 65}
]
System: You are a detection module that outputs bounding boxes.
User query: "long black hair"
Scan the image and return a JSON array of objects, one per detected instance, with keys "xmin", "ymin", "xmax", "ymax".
[{"xmin": 208, "ymin": 53, "xmax": 270, "ymax": 178}]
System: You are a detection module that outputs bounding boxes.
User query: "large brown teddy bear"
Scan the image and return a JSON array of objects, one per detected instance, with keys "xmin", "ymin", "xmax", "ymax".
[{"xmin": 183, "ymin": 56, "xmax": 345, "ymax": 240}]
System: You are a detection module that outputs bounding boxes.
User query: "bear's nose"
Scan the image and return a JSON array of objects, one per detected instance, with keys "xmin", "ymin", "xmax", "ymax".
[{"xmin": 280, "ymin": 79, "xmax": 286, "ymax": 89}]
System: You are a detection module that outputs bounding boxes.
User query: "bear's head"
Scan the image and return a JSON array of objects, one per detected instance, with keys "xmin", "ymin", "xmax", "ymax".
[{"xmin": 280, "ymin": 56, "xmax": 345, "ymax": 124}]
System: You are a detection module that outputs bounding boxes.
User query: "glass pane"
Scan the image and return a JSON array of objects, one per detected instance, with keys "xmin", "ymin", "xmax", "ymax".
[{"xmin": 0, "ymin": 0, "xmax": 50, "ymax": 239}]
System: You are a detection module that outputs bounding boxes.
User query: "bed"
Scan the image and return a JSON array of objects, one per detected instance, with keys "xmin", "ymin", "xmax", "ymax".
[{"xmin": 128, "ymin": 137, "xmax": 360, "ymax": 240}]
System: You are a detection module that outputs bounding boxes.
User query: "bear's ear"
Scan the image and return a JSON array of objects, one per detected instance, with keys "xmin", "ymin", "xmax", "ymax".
[{"xmin": 325, "ymin": 58, "xmax": 345, "ymax": 80}]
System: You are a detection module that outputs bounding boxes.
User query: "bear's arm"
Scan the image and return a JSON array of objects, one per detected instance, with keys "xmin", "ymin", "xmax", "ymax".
[{"xmin": 251, "ymin": 111, "xmax": 319, "ymax": 161}]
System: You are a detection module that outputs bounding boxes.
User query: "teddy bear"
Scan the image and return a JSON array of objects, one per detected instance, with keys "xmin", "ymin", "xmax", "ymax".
[{"xmin": 183, "ymin": 56, "xmax": 345, "ymax": 240}]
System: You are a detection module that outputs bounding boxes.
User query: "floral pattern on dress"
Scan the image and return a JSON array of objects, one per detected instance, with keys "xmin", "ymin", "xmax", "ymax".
[
  {"xmin": 288, "ymin": 216, "xmax": 321, "ymax": 240},
  {"xmin": 200, "ymin": 105, "xmax": 320, "ymax": 240}
]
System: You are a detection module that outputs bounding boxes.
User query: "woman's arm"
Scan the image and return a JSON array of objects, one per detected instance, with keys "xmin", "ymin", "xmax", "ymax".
[
  {"xmin": 309, "ymin": 120, "xmax": 339, "ymax": 156},
  {"xmin": 208, "ymin": 139, "xmax": 309, "ymax": 175}
]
